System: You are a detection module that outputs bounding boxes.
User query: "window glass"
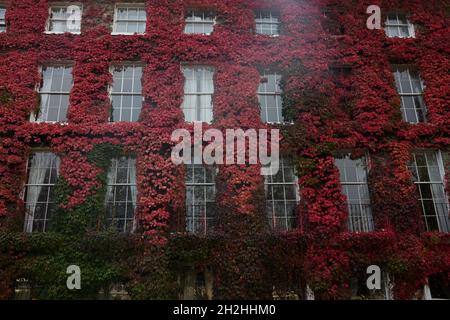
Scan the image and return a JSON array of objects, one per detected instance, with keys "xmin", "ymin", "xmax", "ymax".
[
  {"xmin": 335, "ymin": 153, "xmax": 374, "ymax": 232},
  {"xmin": 34, "ymin": 66, "xmax": 73, "ymax": 122},
  {"xmin": 113, "ymin": 5, "xmax": 146, "ymax": 34},
  {"xmin": 105, "ymin": 157, "xmax": 137, "ymax": 233},
  {"xmin": 24, "ymin": 152, "xmax": 60, "ymax": 232},
  {"xmin": 182, "ymin": 66, "xmax": 214, "ymax": 123}
]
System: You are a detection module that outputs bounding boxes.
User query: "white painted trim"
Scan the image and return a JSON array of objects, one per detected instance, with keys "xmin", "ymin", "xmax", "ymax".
[
  {"xmin": 112, "ymin": 3, "xmax": 146, "ymax": 35},
  {"xmin": 45, "ymin": 3, "xmax": 83, "ymax": 34}
]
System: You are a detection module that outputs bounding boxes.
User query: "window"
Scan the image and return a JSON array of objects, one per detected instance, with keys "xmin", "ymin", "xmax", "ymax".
[
  {"xmin": 33, "ymin": 65, "xmax": 73, "ymax": 123},
  {"xmin": 182, "ymin": 66, "xmax": 214, "ymax": 123},
  {"xmin": 112, "ymin": 4, "xmax": 146, "ymax": 34},
  {"xmin": 264, "ymin": 157, "xmax": 299, "ymax": 231},
  {"xmin": 0, "ymin": 6, "xmax": 6, "ymax": 32},
  {"xmin": 47, "ymin": 5, "xmax": 82, "ymax": 33},
  {"xmin": 24, "ymin": 152, "xmax": 60, "ymax": 232},
  {"xmin": 424, "ymin": 274, "xmax": 450, "ymax": 300},
  {"xmin": 335, "ymin": 154, "xmax": 374, "ymax": 232},
  {"xmin": 408, "ymin": 151, "xmax": 449, "ymax": 232},
  {"xmin": 182, "ymin": 268, "xmax": 213, "ymax": 300},
  {"xmin": 185, "ymin": 164, "xmax": 216, "ymax": 234},
  {"xmin": 258, "ymin": 71, "xmax": 283, "ymax": 123},
  {"xmin": 350, "ymin": 271, "xmax": 393, "ymax": 300},
  {"xmin": 184, "ymin": 9, "xmax": 215, "ymax": 35},
  {"xmin": 393, "ymin": 66, "xmax": 426, "ymax": 123},
  {"xmin": 384, "ymin": 13, "xmax": 415, "ymax": 38},
  {"xmin": 273, "ymin": 284, "xmax": 314, "ymax": 300},
  {"xmin": 255, "ymin": 10, "xmax": 280, "ymax": 36},
  {"xmin": 110, "ymin": 64, "xmax": 143, "ymax": 122},
  {"xmin": 14, "ymin": 279, "xmax": 31, "ymax": 300},
  {"xmin": 105, "ymin": 157, "xmax": 137, "ymax": 233},
  {"xmin": 98, "ymin": 284, "xmax": 131, "ymax": 300}
]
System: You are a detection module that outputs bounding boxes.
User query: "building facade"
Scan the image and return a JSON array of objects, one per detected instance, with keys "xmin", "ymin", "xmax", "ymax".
[{"xmin": 0, "ymin": 0, "xmax": 449, "ymax": 300}]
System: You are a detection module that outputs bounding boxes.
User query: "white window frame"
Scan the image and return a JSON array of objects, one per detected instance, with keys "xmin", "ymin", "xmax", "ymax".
[
  {"xmin": 181, "ymin": 268, "xmax": 214, "ymax": 300},
  {"xmin": 393, "ymin": 65, "xmax": 427, "ymax": 124},
  {"xmin": 258, "ymin": 71, "xmax": 284, "ymax": 124},
  {"xmin": 384, "ymin": 12, "xmax": 415, "ymax": 38},
  {"xmin": 408, "ymin": 150, "xmax": 449, "ymax": 232},
  {"xmin": 185, "ymin": 164, "xmax": 217, "ymax": 235},
  {"xmin": 255, "ymin": 9, "xmax": 281, "ymax": 37},
  {"xmin": 423, "ymin": 276, "xmax": 450, "ymax": 300},
  {"xmin": 14, "ymin": 278, "xmax": 32, "ymax": 300},
  {"xmin": 264, "ymin": 157, "xmax": 300, "ymax": 231},
  {"xmin": 0, "ymin": 4, "xmax": 6, "ymax": 33},
  {"xmin": 108, "ymin": 63, "xmax": 144, "ymax": 122},
  {"xmin": 181, "ymin": 65, "xmax": 215, "ymax": 123},
  {"xmin": 111, "ymin": 3, "xmax": 146, "ymax": 35},
  {"xmin": 105, "ymin": 157, "xmax": 138, "ymax": 233},
  {"xmin": 335, "ymin": 152, "xmax": 374, "ymax": 233},
  {"xmin": 45, "ymin": 4, "xmax": 83, "ymax": 34},
  {"xmin": 383, "ymin": 273, "xmax": 394, "ymax": 300},
  {"xmin": 31, "ymin": 64, "xmax": 73, "ymax": 124},
  {"xmin": 22, "ymin": 151, "xmax": 60, "ymax": 233},
  {"xmin": 423, "ymin": 283, "xmax": 434, "ymax": 300},
  {"xmin": 350, "ymin": 271, "xmax": 394, "ymax": 300},
  {"xmin": 184, "ymin": 9, "xmax": 216, "ymax": 35}
]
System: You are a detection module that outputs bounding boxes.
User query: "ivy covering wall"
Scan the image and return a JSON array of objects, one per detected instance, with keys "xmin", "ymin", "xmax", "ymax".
[{"xmin": 0, "ymin": 0, "xmax": 449, "ymax": 299}]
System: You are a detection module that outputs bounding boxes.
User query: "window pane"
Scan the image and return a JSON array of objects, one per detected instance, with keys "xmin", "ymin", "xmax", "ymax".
[
  {"xmin": 36, "ymin": 66, "xmax": 72, "ymax": 122},
  {"xmin": 49, "ymin": 6, "xmax": 81, "ymax": 33},
  {"xmin": 105, "ymin": 157, "xmax": 137, "ymax": 232},
  {"xmin": 335, "ymin": 154, "xmax": 373, "ymax": 232},
  {"xmin": 203, "ymin": 24, "xmax": 214, "ymax": 34},
  {"xmin": 111, "ymin": 65, "xmax": 143, "ymax": 122},
  {"xmin": 128, "ymin": 9, "xmax": 138, "ymax": 20},
  {"xmin": 182, "ymin": 66, "xmax": 214, "ymax": 122},
  {"xmin": 259, "ymin": 72, "xmax": 283, "ymax": 123},
  {"xmin": 255, "ymin": 10, "xmax": 280, "ymax": 35},
  {"xmin": 122, "ymin": 95, "xmax": 132, "ymax": 108},
  {"xmin": 24, "ymin": 152, "xmax": 60, "ymax": 232},
  {"xmin": 0, "ymin": 8, "xmax": 6, "ymax": 32},
  {"xmin": 387, "ymin": 26, "xmax": 399, "ymax": 37},
  {"xmin": 186, "ymin": 164, "xmax": 216, "ymax": 234},
  {"xmin": 385, "ymin": 13, "xmax": 413, "ymax": 38},
  {"xmin": 264, "ymin": 158, "xmax": 298, "ymax": 231},
  {"xmin": 117, "ymin": 8, "xmax": 127, "ymax": 19},
  {"xmin": 114, "ymin": 7, "xmax": 146, "ymax": 34},
  {"xmin": 127, "ymin": 22, "xmax": 138, "ymax": 33},
  {"xmin": 394, "ymin": 66, "xmax": 426, "ymax": 123},
  {"xmin": 138, "ymin": 8, "xmax": 146, "ymax": 20},
  {"xmin": 115, "ymin": 21, "xmax": 127, "ymax": 33},
  {"xmin": 386, "ymin": 14, "xmax": 398, "ymax": 24},
  {"xmin": 399, "ymin": 26, "xmax": 409, "ymax": 37},
  {"xmin": 410, "ymin": 151, "xmax": 448, "ymax": 232},
  {"xmin": 184, "ymin": 10, "xmax": 215, "ymax": 34},
  {"xmin": 137, "ymin": 22, "xmax": 146, "ymax": 33},
  {"xmin": 266, "ymin": 107, "xmax": 279, "ymax": 123}
]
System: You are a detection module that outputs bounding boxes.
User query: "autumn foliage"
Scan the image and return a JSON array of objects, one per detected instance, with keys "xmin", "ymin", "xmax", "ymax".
[{"xmin": 0, "ymin": 0, "xmax": 449, "ymax": 299}]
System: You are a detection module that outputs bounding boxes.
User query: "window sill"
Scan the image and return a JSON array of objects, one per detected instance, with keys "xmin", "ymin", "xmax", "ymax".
[
  {"xmin": 256, "ymin": 33, "xmax": 280, "ymax": 38},
  {"xmin": 265, "ymin": 121, "xmax": 294, "ymax": 126},
  {"xmin": 184, "ymin": 120, "xmax": 213, "ymax": 125},
  {"xmin": 111, "ymin": 32, "xmax": 145, "ymax": 36},
  {"xmin": 30, "ymin": 120, "xmax": 69, "ymax": 125},
  {"xmin": 184, "ymin": 32, "xmax": 213, "ymax": 36},
  {"xmin": 44, "ymin": 31, "xmax": 81, "ymax": 35},
  {"xmin": 386, "ymin": 35, "xmax": 416, "ymax": 39}
]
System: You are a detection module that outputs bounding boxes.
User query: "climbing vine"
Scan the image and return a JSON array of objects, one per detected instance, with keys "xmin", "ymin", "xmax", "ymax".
[{"xmin": 0, "ymin": 0, "xmax": 449, "ymax": 300}]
